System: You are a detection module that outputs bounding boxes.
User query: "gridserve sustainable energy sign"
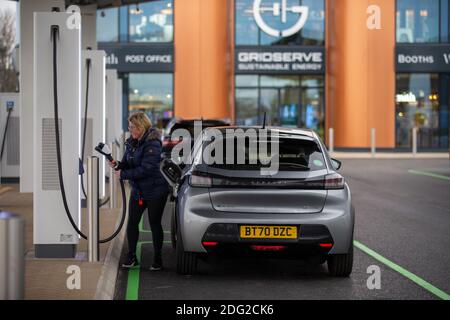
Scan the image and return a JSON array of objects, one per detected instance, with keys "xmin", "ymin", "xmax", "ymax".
[
  {"xmin": 235, "ymin": 47, "xmax": 325, "ymax": 74},
  {"xmin": 99, "ymin": 44, "xmax": 174, "ymax": 73}
]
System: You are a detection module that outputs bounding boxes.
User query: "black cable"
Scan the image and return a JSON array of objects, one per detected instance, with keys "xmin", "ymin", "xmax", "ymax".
[
  {"xmin": 51, "ymin": 26, "xmax": 127, "ymax": 243},
  {"xmin": 80, "ymin": 59, "xmax": 111, "ymax": 208},
  {"xmin": 80, "ymin": 58, "xmax": 91, "ymax": 199},
  {"xmin": 99, "ymin": 180, "xmax": 126, "ymax": 243},
  {"xmin": 51, "ymin": 25, "xmax": 87, "ymax": 239},
  {"xmin": 0, "ymin": 108, "xmax": 12, "ymax": 161},
  {"xmin": 99, "ymin": 196, "xmax": 110, "ymax": 206}
]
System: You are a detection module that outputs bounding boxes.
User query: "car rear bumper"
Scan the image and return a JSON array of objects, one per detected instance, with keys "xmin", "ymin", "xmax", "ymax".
[{"xmin": 177, "ymin": 184, "xmax": 354, "ymax": 255}]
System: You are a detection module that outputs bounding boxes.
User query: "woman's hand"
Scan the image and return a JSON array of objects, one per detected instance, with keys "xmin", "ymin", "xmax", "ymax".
[{"xmin": 108, "ymin": 160, "xmax": 117, "ymax": 169}]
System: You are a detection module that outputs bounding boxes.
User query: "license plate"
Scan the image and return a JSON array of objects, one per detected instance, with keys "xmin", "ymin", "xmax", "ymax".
[{"xmin": 240, "ymin": 225, "xmax": 297, "ymax": 239}]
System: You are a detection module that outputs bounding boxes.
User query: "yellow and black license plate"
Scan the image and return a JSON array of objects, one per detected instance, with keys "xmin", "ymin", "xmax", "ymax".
[{"xmin": 240, "ymin": 225, "xmax": 297, "ymax": 239}]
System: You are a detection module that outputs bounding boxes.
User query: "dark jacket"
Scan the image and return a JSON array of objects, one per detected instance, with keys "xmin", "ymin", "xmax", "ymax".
[{"xmin": 118, "ymin": 127, "xmax": 169, "ymax": 200}]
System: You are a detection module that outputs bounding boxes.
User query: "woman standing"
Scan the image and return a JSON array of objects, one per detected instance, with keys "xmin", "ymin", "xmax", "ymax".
[{"xmin": 109, "ymin": 112, "xmax": 169, "ymax": 271}]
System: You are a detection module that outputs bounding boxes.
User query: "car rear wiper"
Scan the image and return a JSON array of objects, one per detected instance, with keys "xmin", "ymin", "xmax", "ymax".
[{"xmin": 278, "ymin": 162, "xmax": 310, "ymax": 170}]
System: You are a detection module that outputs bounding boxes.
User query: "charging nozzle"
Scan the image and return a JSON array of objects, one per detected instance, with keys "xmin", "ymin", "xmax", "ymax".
[{"xmin": 95, "ymin": 142, "xmax": 114, "ymax": 162}]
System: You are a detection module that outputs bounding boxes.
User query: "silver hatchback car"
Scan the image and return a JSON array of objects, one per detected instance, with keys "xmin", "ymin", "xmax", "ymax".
[{"xmin": 160, "ymin": 126, "xmax": 354, "ymax": 277}]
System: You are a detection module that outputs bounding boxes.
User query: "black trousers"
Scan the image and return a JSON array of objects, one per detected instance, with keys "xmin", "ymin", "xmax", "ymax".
[{"xmin": 127, "ymin": 194, "xmax": 168, "ymax": 259}]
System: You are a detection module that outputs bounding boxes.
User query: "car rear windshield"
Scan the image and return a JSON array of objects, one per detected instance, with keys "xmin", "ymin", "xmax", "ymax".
[{"xmin": 202, "ymin": 135, "xmax": 327, "ymax": 171}]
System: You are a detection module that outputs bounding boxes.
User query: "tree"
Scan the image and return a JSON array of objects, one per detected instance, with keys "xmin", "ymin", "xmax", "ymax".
[{"xmin": 0, "ymin": 9, "xmax": 18, "ymax": 92}]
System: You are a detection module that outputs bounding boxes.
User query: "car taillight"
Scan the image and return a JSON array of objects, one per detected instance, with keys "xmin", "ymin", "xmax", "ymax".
[
  {"xmin": 202, "ymin": 241, "xmax": 218, "ymax": 247},
  {"xmin": 324, "ymin": 173, "xmax": 345, "ymax": 189},
  {"xmin": 189, "ymin": 174, "xmax": 212, "ymax": 187}
]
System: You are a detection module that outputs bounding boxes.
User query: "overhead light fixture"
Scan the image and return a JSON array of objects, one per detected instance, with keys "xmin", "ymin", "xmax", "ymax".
[{"xmin": 130, "ymin": 3, "xmax": 142, "ymax": 15}]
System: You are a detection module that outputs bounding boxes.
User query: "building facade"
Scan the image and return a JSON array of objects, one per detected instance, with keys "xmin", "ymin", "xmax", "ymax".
[{"xmin": 97, "ymin": 0, "xmax": 449, "ymax": 150}]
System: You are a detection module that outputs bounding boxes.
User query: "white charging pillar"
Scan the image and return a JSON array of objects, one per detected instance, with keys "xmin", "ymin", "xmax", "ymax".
[
  {"xmin": 20, "ymin": 0, "xmax": 65, "ymax": 193},
  {"xmin": 81, "ymin": 50, "xmax": 106, "ymax": 200},
  {"xmin": 33, "ymin": 12, "xmax": 81, "ymax": 258},
  {"xmin": 115, "ymin": 78, "xmax": 124, "ymax": 159},
  {"xmin": 105, "ymin": 69, "xmax": 118, "ymax": 146},
  {"xmin": 0, "ymin": 93, "xmax": 20, "ymax": 180}
]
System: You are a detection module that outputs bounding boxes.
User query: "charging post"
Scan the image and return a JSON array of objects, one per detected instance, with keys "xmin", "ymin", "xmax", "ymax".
[
  {"xmin": 87, "ymin": 156, "xmax": 99, "ymax": 262},
  {"xmin": 33, "ymin": 12, "xmax": 81, "ymax": 258}
]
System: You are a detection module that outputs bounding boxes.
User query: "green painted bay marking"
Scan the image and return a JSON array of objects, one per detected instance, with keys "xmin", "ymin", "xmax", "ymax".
[
  {"xmin": 408, "ymin": 169, "xmax": 450, "ymax": 181},
  {"xmin": 354, "ymin": 240, "xmax": 450, "ymax": 300}
]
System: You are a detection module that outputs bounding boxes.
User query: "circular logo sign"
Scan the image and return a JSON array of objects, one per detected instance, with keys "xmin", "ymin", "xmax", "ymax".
[{"xmin": 253, "ymin": 0, "xmax": 309, "ymax": 38}]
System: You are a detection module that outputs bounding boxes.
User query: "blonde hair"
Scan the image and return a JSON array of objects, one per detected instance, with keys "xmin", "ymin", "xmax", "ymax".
[{"xmin": 128, "ymin": 112, "xmax": 152, "ymax": 132}]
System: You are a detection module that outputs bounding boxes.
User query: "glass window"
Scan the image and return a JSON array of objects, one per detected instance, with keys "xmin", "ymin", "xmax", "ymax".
[
  {"xmin": 396, "ymin": 0, "xmax": 440, "ymax": 43},
  {"xmin": 260, "ymin": 75, "xmax": 300, "ymax": 87},
  {"xmin": 395, "ymin": 73, "xmax": 443, "ymax": 148},
  {"xmin": 441, "ymin": 0, "xmax": 449, "ymax": 42},
  {"xmin": 235, "ymin": 0, "xmax": 259, "ymax": 45},
  {"xmin": 235, "ymin": 75, "xmax": 325, "ymax": 138},
  {"xmin": 235, "ymin": 0, "xmax": 325, "ymax": 46},
  {"xmin": 236, "ymin": 89, "xmax": 259, "ymax": 125},
  {"xmin": 301, "ymin": 75, "xmax": 324, "ymax": 87},
  {"xmin": 129, "ymin": 0, "xmax": 173, "ymax": 43},
  {"xmin": 119, "ymin": 6, "xmax": 129, "ymax": 42},
  {"xmin": 128, "ymin": 73, "xmax": 173, "ymax": 126},
  {"xmin": 97, "ymin": 7, "xmax": 119, "ymax": 42},
  {"xmin": 236, "ymin": 75, "xmax": 259, "ymax": 87}
]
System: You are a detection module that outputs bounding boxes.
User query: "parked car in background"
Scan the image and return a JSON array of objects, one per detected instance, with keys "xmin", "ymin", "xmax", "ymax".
[{"xmin": 161, "ymin": 118, "xmax": 230, "ymax": 160}]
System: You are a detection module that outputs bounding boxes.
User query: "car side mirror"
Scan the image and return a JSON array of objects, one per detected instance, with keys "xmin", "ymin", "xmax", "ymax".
[
  {"xmin": 331, "ymin": 158, "xmax": 342, "ymax": 170},
  {"xmin": 160, "ymin": 158, "xmax": 182, "ymax": 187}
]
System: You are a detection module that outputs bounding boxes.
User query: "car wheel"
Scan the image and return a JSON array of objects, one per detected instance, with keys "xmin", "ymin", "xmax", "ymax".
[
  {"xmin": 327, "ymin": 241, "xmax": 353, "ymax": 277},
  {"xmin": 170, "ymin": 204, "xmax": 177, "ymax": 250},
  {"xmin": 176, "ymin": 225, "xmax": 198, "ymax": 275}
]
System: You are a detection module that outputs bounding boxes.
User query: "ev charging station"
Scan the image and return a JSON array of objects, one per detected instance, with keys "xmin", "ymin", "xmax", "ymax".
[
  {"xmin": 105, "ymin": 69, "xmax": 120, "ymax": 146},
  {"xmin": 0, "ymin": 93, "xmax": 20, "ymax": 180},
  {"xmin": 81, "ymin": 50, "xmax": 106, "ymax": 201},
  {"xmin": 33, "ymin": 11, "xmax": 81, "ymax": 258}
]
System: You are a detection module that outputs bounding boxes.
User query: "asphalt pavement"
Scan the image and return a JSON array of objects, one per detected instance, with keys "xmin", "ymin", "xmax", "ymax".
[{"xmin": 114, "ymin": 158, "xmax": 450, "ymax": 300}]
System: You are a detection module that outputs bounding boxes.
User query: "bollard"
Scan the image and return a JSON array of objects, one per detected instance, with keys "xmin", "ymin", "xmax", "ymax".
[
  {"xmin": 371, "ymin": 128, "xmax": 376, "ymax": 157},
  {"xmin": 87, "ymin": 157, "xmax": 99, "ymax": 262},
  {"xmin": 110, "ymin": 143, "xmax": 117, "ymax": 209},
  {"xmin": 0, "ymin": 212, "xmax": 24, "ymax": 300},
  {"xmin": 412, "ymin": 127, "xmax": 418, "ymax": 157},
  {"xmin": 329, "ymin": 128, "xmax": 334, "ymax": 153}
]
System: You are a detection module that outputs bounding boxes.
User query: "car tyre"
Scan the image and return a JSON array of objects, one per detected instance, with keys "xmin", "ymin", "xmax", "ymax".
[
  {"xmin": 176, "ymin": 224, "xmax": 198, "ymax": 275},
  {"xmin": 327, "ymin": 241, "xmax": 353, "ymax": 277}
]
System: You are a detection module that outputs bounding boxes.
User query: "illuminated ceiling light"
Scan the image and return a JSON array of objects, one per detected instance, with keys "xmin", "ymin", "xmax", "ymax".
[
  {"xmin": 420, "ymin": 10, "xmax": 428, "ymax": 17},
  {"xmin": 130, "ymin": 3, "xmax": 142, "ymax": 15},
  {"xmin": 161, "ymin": 8, "xmax": 173, "ymax": 15},
  {"xmin": 133, "ymin": 89, "xmax": 139, "ymax": 94},
  {"xmin": 166, "ymin": 94, "xmax": 171, "ymax": 99},
  {"xmin": 406, "ymin": 9, "xmax": 414, "ymax": 17},
  {"xmin": 398, "ymin": 112, "xmax": 404, "ymax": 117},
  {"xmin": 167, "ymin": 2, "xmax": 172, "ymax": 8}
]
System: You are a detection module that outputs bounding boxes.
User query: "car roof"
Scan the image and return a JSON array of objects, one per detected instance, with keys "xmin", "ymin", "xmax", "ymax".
[
  {"xmin": 204, "ymin": 126, "xmax": 316, "ymax": 138},
  {"xmin": 176, "ymin": 119, "xmax": 229, "ymax": 125}
]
